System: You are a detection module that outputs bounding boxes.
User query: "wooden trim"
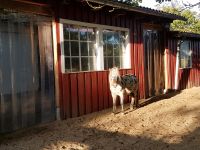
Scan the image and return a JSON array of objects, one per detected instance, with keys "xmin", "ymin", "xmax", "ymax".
[
  {"xmin": 52, "ymin": 19, "xmax": 61, "ymax": 120},
  {"xmin": 0, "ymin": 0, "xmax": 52, "ymax": 16}
]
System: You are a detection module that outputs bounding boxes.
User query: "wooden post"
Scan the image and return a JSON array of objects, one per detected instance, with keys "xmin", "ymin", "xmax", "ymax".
[
  {"xmin": 52, "ymin": 19, "xmax": 61, "ymax": 120},
  {"xmin": 174, "ymin": 40, "xmax": 180, "ymax": 90}
]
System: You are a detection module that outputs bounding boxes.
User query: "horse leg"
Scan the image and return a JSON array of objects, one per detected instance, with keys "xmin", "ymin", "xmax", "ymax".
[
  {"xmin": 130, "ymin": 96, "xmax": 134, "ymax": 110},
  {"xmin": 112, "ymin": 94, "xmax": 117, "ymax": 114},
  {"xmin": 119, "ymin": 93, "xmax": 124, "ymax": 114},
  {"xmin": 134, "ymin": 91, "xmax": 138, "ymax": 108}
]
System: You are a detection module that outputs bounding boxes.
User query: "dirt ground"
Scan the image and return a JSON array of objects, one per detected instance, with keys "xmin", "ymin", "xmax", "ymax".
[{"xmin": 1, "ymin": 87, "xmax": 200, "ymax": 150}]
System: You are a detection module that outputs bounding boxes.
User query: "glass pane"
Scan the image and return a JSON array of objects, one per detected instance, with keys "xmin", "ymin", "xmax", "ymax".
[
  {"xmin": 89, "ymin": 57, "xmax": 96, "ymax": 70},
  {"xmin": 71, "ymin": 57, "xmax": 80, "ymax": 72},
  {"xmin": 89, "ymin": 42, "xmax": 95, "ymax": 56},
  {"xmin": 81, "ymin": 57, "xmax": 89, "ymax": 71},
  {"xmin": 103, "ymin": 45, "xmax": 107, "ymax": 56},
  {"xmin": 80, "ymin": 28, "xmax": 87, "ymax": 41},
  {"xmin": 71, "ymin": 41, "xmax": 79, "ymax": 56},
  {"xmin": 113, "ymin": 44, "xmax": 120, "ymax": 56},
  {"xmin": 64, "ymin": 41, "xmax": 70, "ymax": 56},
  {"xmin": 113, "ymin": 32, "xmax": 119, "ymax": 44},
  {"xmin": 107, "ymin": 57, "xmax": 114, "ymax": 69},
  {"xmin": 65, "ymin": 57, "xmax": 71, "ymax": 72},
  {"xmin": 107, "ymin": 44, "xmax": 113, "ymax": 56},
  {"xmin": 106, "ymin": 32, "xmax": 114, "ymax": 44},
  {"xmin": 70, "ymin": 25, "xmax": 79, "ymax": 40},
  {"xmin": 114, "ymin": 57, "xmax": 121, "ymax": 68},
  {"xmin": 80, "ymin": 42, "xmax": 88, "ymax": 56},
  {"xmin": 104, "ymin": 57, "xmax": 108, "ymax": 70},
  {"xmin": 103, "ymin": 32, "xmax": 107, "ymax": 41},
  {"xmin": 63, "ymin": 25, "xmax": 69, "ymax": 40},
  {"xmin": 88, "ymin": 28, "xmax": 95, "ymax": 41}
]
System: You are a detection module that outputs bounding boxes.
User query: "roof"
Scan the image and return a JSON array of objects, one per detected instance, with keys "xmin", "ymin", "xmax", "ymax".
[
  {"xmin": 169, "ymin": 31, "xmax": 200, "ymax": 39},
  {"xmin": 85, "ymin": 0, "xmax": 186, "ymax": 21}
]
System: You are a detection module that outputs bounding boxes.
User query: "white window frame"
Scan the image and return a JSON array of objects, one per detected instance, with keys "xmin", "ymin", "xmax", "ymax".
[
  {"xmin": 59, "ymin": 19, "xmax": 131, "ymax": 73},
  {"xmin": 179, "ymin": 40, "xmax": 192, "ymax": 69}
]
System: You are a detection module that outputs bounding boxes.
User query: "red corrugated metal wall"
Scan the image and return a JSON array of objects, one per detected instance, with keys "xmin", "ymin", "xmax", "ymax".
[
  {"xmin": 167, "ymin": 38, "xmax": 200, "ymax": 90},
  {"xmin": 56, "ymin": 3, "xmax": 145, "ymax": 119}
]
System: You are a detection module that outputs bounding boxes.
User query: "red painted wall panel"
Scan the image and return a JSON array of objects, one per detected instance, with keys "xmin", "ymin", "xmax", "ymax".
[
  {"xmin": 70, "ymin": 74, "xmax": 79, "ymax": 117},
  {"xmin": 97, "ymin": 72, "xmax": 104, "ymax": 111},
  {"xmin": 91, "ymin": 72, "xmax": 99, "ymax": 112},
  {"xmin": 77, "ymin": 73, "xmax": 85, "ymax": 116},
  {"xmin": 167, "ymin": 38, "xmax": 200, "ymax": 90},
  {"xmin": 85, "ymin": 73, "xmax": 92, "ymax": 114},
  {"xmin": 62, "ymin": 74, "xmax": 71, "ymax": 118}
]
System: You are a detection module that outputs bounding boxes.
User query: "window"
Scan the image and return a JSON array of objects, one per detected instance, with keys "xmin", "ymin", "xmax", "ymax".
[
  {"xmin": 60, "ymin": 20, "xmax": 130, "ymax": 73},
  {"xmin": 179, "ymin": 40, "xmax": 192, "ymax": 68},
  {"xmin": 63, "ymin": 25, "xmax": 96, "ymax": 72}
]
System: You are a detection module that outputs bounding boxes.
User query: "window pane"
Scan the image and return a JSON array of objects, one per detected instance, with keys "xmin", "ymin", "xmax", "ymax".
[
  {"xmin": 88, "ymin": 28, "xmax": 95, "ymax": 41},
  {"xmin": 89, "ymin": 42, "xmax": 95, "ymax": 56},
  {"xmin": 103, "ymin": 45, "xmax": 107, "ymax": 56},
  {"xmin": 63, "ymin": 25, "xmax": 69, "ymax": 40},
  {"xmin": 80, "ymin": 28, "xmax": 87, "ymax": 41},
  {"xmin": 107, "ymin": 44, "xmax": 113, "ymax": 56},
  {"xmin": 64, "ymin": 41, "xmax": 70, "ymax": 56},
  {"xmin": 80, "ymin": 42, "xmax": 88, "ymax": 56},
  {"xmin": 89, "ymin": 57, "xmax": 96, "ymax": 70},
  {"xmin": 104, "ymin": 57, "xmax": 108, "ymax": 70},
  {"xmin": 113, "ymin": 32, "xmax": 119, "ymax": 44},
  {"xmin": 65, "ymin": 57, "xmax": 71, "ymax": 72},
  {"xmin": 103, "ymin": 33, "xmax": 107, "ymax": 41},
  {"xmin": 106, "ymin": 32, "xmax": 114, "ymax": 44},
  {"xmin": 114, "ymin": 57, "xmax": 121, "ymax": 68},
  {"xmin": 107, "ymin": 57, "xmax": 113, "ymax": 68},
  {"xmin": 113, "ymin": 44, "xmax": 120, "ymax": 56},
  {"xmin": 70, "ymin": 25, "xmax": 79, "ymax": 40},
  {"xmin": 180, "ymin": 41, "xmax": 191, "ymax": 68},
  {"xmin": 71, "ymin": 57, "xmax": 80, "ymax": 72},
  {"xmin": 71, "ymin": 41, "xmax": 79, "ymax": 56},
  {"xmin": 81, "ymin": 57, "xmax": 89, "ymax": 71}
]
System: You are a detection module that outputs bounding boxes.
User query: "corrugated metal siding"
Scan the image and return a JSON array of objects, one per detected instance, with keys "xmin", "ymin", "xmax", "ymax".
[
  {"xmin": 167, "ymin": 38, "xmax": 200, "ymax": 90},
  {"xmin": 56, "ymin": 4, "xmax": 146, "ymax": 118},
  {"xmin": 0, "ymin": 13, "xmax": 55, "ymax": 133}
]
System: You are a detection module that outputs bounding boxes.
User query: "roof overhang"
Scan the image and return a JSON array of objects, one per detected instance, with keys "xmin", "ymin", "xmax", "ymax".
[
  {"xmin": 169, "ymin": 31, "xmax": 200, "ymax": 39},
  {"xmin": 84, "ymin": 0, "xmax": 186, "ymax": 21}
]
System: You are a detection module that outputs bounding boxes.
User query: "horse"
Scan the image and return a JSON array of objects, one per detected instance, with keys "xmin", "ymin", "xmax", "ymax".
[{"xmin": 109, "ymin": 67, "xmax": 138, "ymax": 114}]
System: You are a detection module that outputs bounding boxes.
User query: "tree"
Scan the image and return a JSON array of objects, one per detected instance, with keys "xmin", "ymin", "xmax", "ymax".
[
  {"xmin": 116, "ymin": 0, "xmax": 200, "ymax": 10},
  {"xmin": 156, "ymin": 0, "xmax": 200, "ymax": 10},
  {"xmin": 162, "ymin": 6, "xmax": 200, "ymax": 34}
]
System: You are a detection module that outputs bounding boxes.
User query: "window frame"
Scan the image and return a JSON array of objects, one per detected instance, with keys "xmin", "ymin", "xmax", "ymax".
[
  {"xmin": 59, "ymin": 19, "xmax": 131, "ymax": 73},
  {"xmin": 179, "ymin": 40, "xmax": 192, "ymax": 69}
]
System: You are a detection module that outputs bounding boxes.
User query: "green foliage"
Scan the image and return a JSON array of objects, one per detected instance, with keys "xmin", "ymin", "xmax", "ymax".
[{"xmin": 162, "ymin": 7, "xmax": 200, "ymax": 34}]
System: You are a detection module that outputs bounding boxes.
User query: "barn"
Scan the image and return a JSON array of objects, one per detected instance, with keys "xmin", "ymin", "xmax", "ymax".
[{"xmin": 0, "ymin": 0, "xmax": 199, "ymax": 133}]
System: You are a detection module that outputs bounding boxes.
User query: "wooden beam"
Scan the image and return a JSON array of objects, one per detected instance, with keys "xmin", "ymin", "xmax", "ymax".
[{"xmin": 0, "ymin": 0, "xmax": 53, "ymax": 16}]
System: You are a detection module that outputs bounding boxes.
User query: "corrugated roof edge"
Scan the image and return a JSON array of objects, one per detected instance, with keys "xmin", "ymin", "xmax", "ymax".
[
  {"xmin": 85, "ymin": 0, "xmax": 186, "ymax": 21},
  {"xmin": 170, "ymin": 31, "xmax": 200, "ymax": 39}
]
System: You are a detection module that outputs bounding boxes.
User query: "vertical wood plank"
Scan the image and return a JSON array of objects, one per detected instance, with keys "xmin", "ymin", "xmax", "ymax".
[
  {"xmin": 77, "ymin": 73, "xmax": 85, "ymax": 116},
  {"xmin": 85, "ymin": 73, "xmax": 92, "ymax": 114},
  {"xmin": 91, "ymin": 72, "xmax": 99, "ymax": 112},
  {"xmin": 97, "ymin": 72, "xmax": 104, "ymax": 111},
  {"xmin": 62, "ymin": 74, "xmax": 71, "ymax": 118},
  {"xmin": 102, "ymin": 71, "xmax": 109, "ymax": 109},
  {"xmin": 70, "ymin": 74, "xmax": 79, "ymax": 117}
]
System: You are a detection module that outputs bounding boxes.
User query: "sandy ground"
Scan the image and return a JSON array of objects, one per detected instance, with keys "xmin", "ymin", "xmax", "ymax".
[{"xmin": 1, "ymin": 87, "xmax": 200, "ymax": 150}]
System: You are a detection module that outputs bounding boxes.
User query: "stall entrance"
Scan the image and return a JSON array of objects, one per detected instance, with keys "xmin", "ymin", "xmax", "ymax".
[{"xmin": 143, "ymin": 29, "xmax": 165, "ymax": 98}]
